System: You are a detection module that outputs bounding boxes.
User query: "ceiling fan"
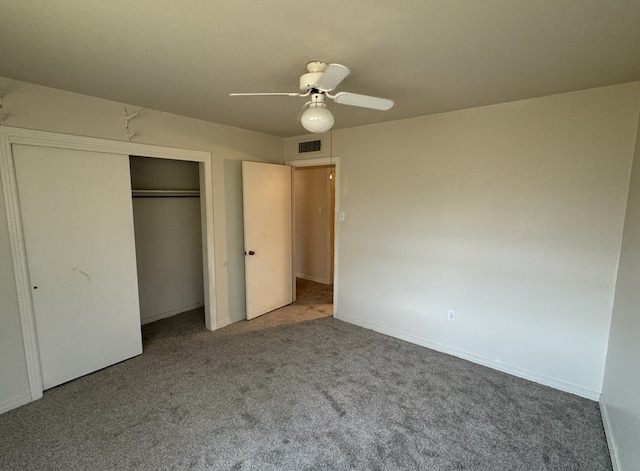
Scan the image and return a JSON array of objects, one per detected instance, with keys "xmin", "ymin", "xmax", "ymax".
[{"xmin": 230, "ymin": 61, "xmax": 394, "ymax": 133}]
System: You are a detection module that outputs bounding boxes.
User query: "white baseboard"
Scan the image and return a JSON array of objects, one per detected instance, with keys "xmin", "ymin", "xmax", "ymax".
[
  {"xmin": 335, "ymin": 313, "xmax": 600, "ymax": 401},
  {"xmin": 215, "ymin": 310, "xmax": 253, "ymax": 330},
  {"xmin": 215, "ymin": 317, "xmax": 235, "ymax": 329},
  {"xmin": 0, "ymin": 392, "xmax": 32, "ymax": 414},
  {"xmin": 600, "ymin": 400, "xmax": 621, "ymax": 471},
  {"xmin": 296, "ymin": 273, "xmax": 331, "ymax": 285},
  {"xmin": 141, "ymin": 301, "xmax": 205, "ymax": 325}
]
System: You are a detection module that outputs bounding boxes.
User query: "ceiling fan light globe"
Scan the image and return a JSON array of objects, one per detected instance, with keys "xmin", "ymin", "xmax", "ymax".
[{"xmin": 300, "ymin": 106, "xmax": 335, "ymax": 133}]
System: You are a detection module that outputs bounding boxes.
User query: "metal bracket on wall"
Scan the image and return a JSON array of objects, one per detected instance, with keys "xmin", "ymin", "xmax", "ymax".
[
  {"xmin": 0, "ymin": 80, "xmax": 9, "ymax": 126},
  {"xmin": 123, "ymin": 107, "xmax": 139, "ymax": 141},
  {"xmin": 0, "ymin": 97, "xmax": 5, "ymax": 126}
]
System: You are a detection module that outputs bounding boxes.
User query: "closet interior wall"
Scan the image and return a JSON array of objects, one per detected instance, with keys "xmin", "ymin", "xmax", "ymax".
[{"xmin": 129, "ymin": 156, "xmax": 204, "ymax": 325}]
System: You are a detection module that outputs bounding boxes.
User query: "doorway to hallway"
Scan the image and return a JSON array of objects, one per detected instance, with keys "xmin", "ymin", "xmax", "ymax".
[{"xmin": 293, "ymin": 164, "xmax": 335, "ymax": 316}]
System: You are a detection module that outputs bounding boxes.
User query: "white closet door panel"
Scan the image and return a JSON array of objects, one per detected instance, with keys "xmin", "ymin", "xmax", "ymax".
[{"xmin": 13, "ymin": 145, "xmax": 142, "ymax": 389}]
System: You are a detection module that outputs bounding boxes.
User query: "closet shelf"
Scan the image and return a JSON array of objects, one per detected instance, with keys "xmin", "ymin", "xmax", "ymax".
[{"xmin": 132, "ymin": 190, "xmax": 200, "ymax": 198}]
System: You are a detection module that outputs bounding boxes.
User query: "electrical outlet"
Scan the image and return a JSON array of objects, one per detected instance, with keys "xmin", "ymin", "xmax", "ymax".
[
  {"xmin": 448, "ymin": 309, "xmax": 456, "ymax": 321},
  {"xmin": 339, "ymin": 211, "xmax": 345, "ymax": 221}
]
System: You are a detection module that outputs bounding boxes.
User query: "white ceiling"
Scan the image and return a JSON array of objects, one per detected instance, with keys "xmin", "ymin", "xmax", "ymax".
[{"xmin": 1, "ymin": 1, "xmax": 639, "ymax": 137}]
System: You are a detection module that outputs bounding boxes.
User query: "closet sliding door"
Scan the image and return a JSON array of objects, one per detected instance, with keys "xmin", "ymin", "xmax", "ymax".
[{"xmin": 13, "ymin": 145, "xmax": 142, "ymax": 389}]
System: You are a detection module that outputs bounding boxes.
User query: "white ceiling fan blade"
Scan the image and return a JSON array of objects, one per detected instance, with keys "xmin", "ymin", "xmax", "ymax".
[
  {"xmin": 332, "ymin": 92, "xmax": 394, "ymax": 110},
  {"xmin": 315, "ymin": 64, "xmax": 350, "ymax": 92},
  {"xmin": 229, "ymin": 92, "xmax": 301, "ymax": 96}
]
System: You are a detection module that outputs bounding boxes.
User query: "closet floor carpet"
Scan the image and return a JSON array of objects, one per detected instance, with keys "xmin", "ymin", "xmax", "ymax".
[{"xmin": 0, "ymin": 310, "xmax": 611, "ymax": 470}]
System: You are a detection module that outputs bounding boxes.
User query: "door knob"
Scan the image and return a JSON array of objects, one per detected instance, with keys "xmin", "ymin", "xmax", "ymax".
[{"xmin": 245, "ymin": 250, "xmax": 255, "ymax": 256}]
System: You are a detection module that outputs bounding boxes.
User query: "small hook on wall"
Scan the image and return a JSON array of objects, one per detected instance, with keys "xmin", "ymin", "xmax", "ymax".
[
  {"xmin": 123, "ymin": 107, "xmax": 139, "ymax": 141},
  {"xmin": 0, "ymin": 79, "xmax": 10, "ymax": 126}
]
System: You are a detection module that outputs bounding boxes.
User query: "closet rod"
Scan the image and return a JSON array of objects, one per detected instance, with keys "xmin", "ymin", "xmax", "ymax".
[
  {"xmin": 132, "ymin": 195, "xmax": 200, "ymax": 198},
  {"xmin": 132, "ymin": 190, "xmax": 200, "ymax": 198}
]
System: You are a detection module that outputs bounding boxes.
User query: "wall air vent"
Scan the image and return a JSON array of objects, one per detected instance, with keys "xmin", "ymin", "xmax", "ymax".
[{"xmin": 298, "ymin": 139, "xmax": 322, "ymax": 154}]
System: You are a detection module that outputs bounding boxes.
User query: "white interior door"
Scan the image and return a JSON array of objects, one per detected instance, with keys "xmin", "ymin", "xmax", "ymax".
[
  {"xmin": 13, "ymin": 144, "xmax": 142, "ymax": 389},
  {"xmin": 242, "ymin": 161, "xmax": 293, "ymax": 319}
]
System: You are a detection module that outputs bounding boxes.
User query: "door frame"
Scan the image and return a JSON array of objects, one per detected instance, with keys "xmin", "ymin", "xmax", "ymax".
[
  {"xmin": 0, "ymin": 126, "xmax": 216, "ymax": 404},
  {"xmin": 286, "ymin": 156, "xmax": 340, "ymax": 315}
]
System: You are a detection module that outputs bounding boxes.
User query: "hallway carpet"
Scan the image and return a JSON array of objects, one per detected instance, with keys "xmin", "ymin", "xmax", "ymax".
[{"xmin": 217, "ymin": 277, "xmax": 333, "ymax": 336}]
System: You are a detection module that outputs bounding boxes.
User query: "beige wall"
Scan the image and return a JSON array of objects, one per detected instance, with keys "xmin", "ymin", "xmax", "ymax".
[
  {"xmin": 294, "ymin": 166, "xmax": 333, "ymax": 284},
  {"xmin": 324, "ymin": 82, "xmax": 640, "ymax": 398},
  {"xmin": 601, "ymin": 115, "xmax": 640, "ymax": 470},
  {"xmin": 0, "ymin": 78, "xmax": 284, "ymax": 411}
]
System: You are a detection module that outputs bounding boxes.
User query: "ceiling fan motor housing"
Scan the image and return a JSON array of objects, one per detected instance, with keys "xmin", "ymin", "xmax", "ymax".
[{"xmin": 300, "ymin": 72, "xmax": 323, "ymax": 91}]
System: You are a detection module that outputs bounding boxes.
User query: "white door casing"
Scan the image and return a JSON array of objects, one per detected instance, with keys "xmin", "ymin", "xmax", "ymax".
[
  {"xmin": 13, "ymin": 145, "xmax": 142, "ymax": 389},
  {"xmin": 242, "ymin": 161, "xmax": 293, "ymax": 319}
]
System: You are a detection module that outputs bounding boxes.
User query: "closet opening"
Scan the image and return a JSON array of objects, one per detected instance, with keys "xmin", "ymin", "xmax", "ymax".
[{"xmin": 129, "ymin": 156, "xmax": 205, "ymax": 331}]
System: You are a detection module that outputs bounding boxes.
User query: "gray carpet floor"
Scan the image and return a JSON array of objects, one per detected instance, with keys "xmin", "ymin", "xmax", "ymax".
[{"xmin": 0, "ymin": 282, "xmax": 611, "ymax": 470}]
